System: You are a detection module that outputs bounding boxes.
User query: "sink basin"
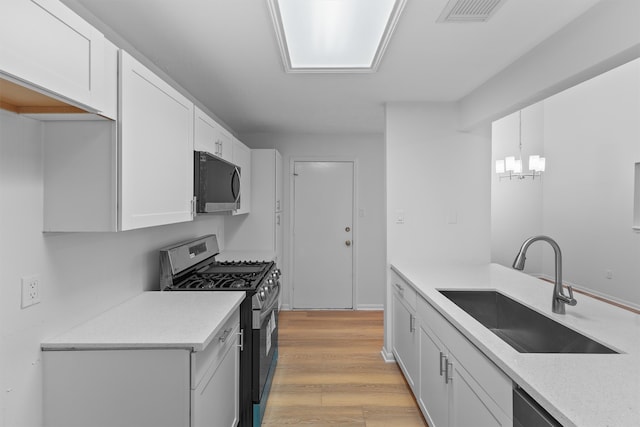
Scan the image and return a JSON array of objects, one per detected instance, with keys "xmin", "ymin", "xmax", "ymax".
[{"xmin": 439, "ymin": 290, "xmax": 617, "ymax": 354}]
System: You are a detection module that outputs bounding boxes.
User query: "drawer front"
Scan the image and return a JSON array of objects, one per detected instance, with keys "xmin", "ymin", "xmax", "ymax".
[
  {"xmin": 417, "ymin": 296, "xmax": 512, "ymax": 418},
  {"xmin": 391, "ymin": 270, "xmax": 417, "ymax": 311},
  {"xmin": 192, "ymin": 310, "xmax": 240, "ymax": 390}
]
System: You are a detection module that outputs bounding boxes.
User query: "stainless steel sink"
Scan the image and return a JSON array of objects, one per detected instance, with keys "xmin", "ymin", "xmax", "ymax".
[{"xmin": 439, "ymin": 290, "xmax": 617, "ymax": 354}]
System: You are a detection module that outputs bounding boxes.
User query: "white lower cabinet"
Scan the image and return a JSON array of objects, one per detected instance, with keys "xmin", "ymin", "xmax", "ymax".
[
  {"xmin": 419, "ymin": 325, "xmax": 450, "ymax": 426},
  {"xmin": 191, "ymin": 314, "xmax": 240, "ymax": 427},
  {"xmin": 391, "ymin": 271, "xmax": 418, "ymax": 391},
  {"xmin": 391, "ymin": 270, "xmax": 512, "ymax": 427},
  {"xmin": 43, "ymin": 311, "xmax": 240, "ymax": 427}
]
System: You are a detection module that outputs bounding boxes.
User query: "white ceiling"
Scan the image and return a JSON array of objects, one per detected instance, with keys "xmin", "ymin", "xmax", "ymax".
[{"xmin": 63, "ymin": 0, "xmax": 603, "ymax": 135}]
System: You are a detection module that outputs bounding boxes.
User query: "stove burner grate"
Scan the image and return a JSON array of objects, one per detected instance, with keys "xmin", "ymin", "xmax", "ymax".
[{"xmin": 175, "ymin": 273, "xmax": 260, "ymax": 290}]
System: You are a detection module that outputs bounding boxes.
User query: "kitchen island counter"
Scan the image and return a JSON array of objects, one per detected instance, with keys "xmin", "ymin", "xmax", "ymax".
[
  {"xmin": 41, "ymin": 291, "xmax": 245, "ymax": 352},
  {"xmin": 390, "ymin": 261, "xmax": 640, "ymax": 427}
]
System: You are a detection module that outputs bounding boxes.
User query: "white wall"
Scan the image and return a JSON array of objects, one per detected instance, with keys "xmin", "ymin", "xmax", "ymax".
[
  {"xmin": 0, "ymin": 110, "xmax": 225, "ymax": 427},
  {"xmin": 459, "ymin": 0, "xmax": 640, "ymax": 131},
  {"xmin": 239, "ymin": 132, "xmax": 386, "ymax": 309},
  {"xmin": 491, "ymin": 104, "xmax": 544, "ymax": 273},
  {"xmin": 386, "ymin": 103, "xmax": 491, "ymax": 264},
  {"xmin": 541, "ymin": 58, "xmax": 640, "ymax": 307},
  {"xmin": 384, "ymin": 102, "xmax": 492, "ymax": 354},
  {"xmin": 491, "ymin": 58, "xmax": 640, "ymax": 308}
]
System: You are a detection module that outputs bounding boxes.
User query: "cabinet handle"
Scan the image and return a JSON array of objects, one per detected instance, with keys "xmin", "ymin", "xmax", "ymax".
[
  {"xmin": 394, "ymin": 283, "xmax": 404, "ymax": 293},
  {"xmin": 409, "ymin": 314, "xmax": 415, "ymax": 333},
  {"xmin": 219, "ymin": 328, "xmax": 232, "ymax": 343},
  {"xmin": 237, "ymin": 329, "xmax": 244, "ymax": 351},
  {"xmin": 439, "ymin": 352, "xmax": 446, "ymax": 376},
  {"xmin": 445, "ymin": 359, "xmax": 453, "ymax": 384}
]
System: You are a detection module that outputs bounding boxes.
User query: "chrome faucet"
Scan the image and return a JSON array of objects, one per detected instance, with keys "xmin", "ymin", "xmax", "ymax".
[{"xmin": 512, "ymin": 235, "xmax": 577, "ymax": 314}]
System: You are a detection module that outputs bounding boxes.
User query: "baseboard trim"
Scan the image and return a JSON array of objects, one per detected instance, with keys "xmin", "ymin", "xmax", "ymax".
[
  {"xmin": 380, "ymin": 348, "xmax": 395, "ymax": 363},
  {"xmin": 357, "ymin": 304, "xmax": 384, "ymax": 310},
  {"xmin": 278, "ymin": 305, "xmax": 383, "ymax": 311}
]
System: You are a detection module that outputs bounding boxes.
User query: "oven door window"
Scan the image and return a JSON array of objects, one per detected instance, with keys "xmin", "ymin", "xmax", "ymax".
[{"xmin": 253, "ymin": 307, "xmax": 278, "ymax": 402}]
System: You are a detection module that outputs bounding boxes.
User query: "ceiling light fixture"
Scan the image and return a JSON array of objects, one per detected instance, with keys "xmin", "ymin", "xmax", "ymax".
[
  {"xmin": 267, "ymin": 0, "xmax": 407, "ymax": 73},
  {"xmin": 495, "ymin": 110, "xmax": 546, "ymax": 180}
]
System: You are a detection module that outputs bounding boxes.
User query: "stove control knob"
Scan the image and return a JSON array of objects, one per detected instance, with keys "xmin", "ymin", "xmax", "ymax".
[
  {"xmin": 259, "ymin": 289, "xmax": 266, "ymax": 301},
  {"xmin": 266, "ymin": 278, "xmax": 274, "ymax": 287},
  {"xmin": 273, "ymin": 269, "xmax": 281, "ymax": 278}
]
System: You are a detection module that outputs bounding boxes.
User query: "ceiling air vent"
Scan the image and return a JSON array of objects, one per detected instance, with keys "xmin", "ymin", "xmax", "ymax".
[{"xmin": 437, "ymin": 0, "xmax": 506, "ymax": 23}]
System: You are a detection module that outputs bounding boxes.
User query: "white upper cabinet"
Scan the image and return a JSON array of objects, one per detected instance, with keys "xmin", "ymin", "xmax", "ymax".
[
  {"xmin": 0, "ymin": 0, "xmax": 107, "ymax": 113},
  {"xmin": 194, "ymin": 106, "xmax": 233, "ymax": 163},
  {"xmin": 232, "ymin": 137, "xmax": 251, "ymax": 215},
  {"xmin": 94, "ymin": 38, "xmax": 118, "ymax": 120},
  {"xmin": 118, "ymin": 51, "xmax": 194, "ymax": 230},
  {"xmin": 275, "ymin": 150, "xmax": 283, "ymax": 212},
  {"xmin": 224, "ymin": 149, "xmax": 283, "ymax": 262},
  {"xmin": 43, "ymin": 50, "xmax": 195, "ymax": 232}
]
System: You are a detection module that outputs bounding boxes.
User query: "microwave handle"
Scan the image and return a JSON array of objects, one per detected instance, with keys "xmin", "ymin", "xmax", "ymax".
[{"xmin": 231, "ymin": 166, "xmax": 241, "ymax": 204}]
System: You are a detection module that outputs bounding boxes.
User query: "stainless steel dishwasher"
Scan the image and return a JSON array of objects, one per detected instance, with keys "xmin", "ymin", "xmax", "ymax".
[{"xmin": 513, "ymin": 387, "xmax": 562, "ymax": 427}]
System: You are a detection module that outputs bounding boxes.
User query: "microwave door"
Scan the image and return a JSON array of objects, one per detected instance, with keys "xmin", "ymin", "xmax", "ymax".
[{"xmin": 196, "ymin": 151, "xmax": 242, "ymax": 213}]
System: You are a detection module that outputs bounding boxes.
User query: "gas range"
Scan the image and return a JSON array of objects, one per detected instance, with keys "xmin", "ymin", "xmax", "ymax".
[
  {"xmin": 159, "ymin": 235, "xmax": 280, "ymax": 427},
  {"xmin": 160, "ymin": 236, "xmax": 280, "ymax": 308}
]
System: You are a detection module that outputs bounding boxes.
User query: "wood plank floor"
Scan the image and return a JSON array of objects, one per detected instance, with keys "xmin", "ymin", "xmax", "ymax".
[{"xmin": 262, "ymin": 311, "xmax": 428, "ymax": 426}]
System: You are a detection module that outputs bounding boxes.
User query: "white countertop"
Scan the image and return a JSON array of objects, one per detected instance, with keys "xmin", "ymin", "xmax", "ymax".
[
  {"xmin": 391, "ymin": 261, "xmax": 640, "ymax": 427},
  {"xmin": 41, "ymin": 291, "xmax": 245, "ymax": 352}
]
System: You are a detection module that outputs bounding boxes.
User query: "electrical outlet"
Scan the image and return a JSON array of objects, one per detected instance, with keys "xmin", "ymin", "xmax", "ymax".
[{"xmin": 21, "ymin": 275, "xmax": 41, "ymax": 308}]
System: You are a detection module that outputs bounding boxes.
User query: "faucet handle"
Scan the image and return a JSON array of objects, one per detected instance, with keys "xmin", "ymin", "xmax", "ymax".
[{"xmin": 561, "ymin": 285, "xmax": 578, "ymax": 306}]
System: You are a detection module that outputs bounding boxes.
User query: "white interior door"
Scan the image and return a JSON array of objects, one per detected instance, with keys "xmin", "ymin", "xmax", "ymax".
[{"xmin": 292, "ymin": 161, "xmax": 354, "ymax": 309}]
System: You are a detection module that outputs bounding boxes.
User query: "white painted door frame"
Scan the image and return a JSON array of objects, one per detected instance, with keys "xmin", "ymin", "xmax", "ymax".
[{"xmin": 287, "ymin": 156, "xmax": 359, "ymax": 309}]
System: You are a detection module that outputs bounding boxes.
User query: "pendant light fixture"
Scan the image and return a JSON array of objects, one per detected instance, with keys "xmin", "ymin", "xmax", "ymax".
[{"xmin": 495, "ymin": 110, "xmax": 546, "ymax": 180}]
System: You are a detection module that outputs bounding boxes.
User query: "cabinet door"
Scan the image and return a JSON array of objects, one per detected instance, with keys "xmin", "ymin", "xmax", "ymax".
[
  {"xmin": 448, "ymin": 353, "xmax": 511, "ymax": 427},
  {"xmin": 275, "ymin": 212, "xmax": 283, "ymax": 264},
  {"xmin": 95, "ymin": 38, "xmax": 118, "ymax": 120},
  {"xmin": 217, "ymin": 127, "xmax": 234, "ymax": 163},
  {"xmin": 275, "ymin": 150, "xmax": 283, "ymax": 212},
  {"xmin": 194, "ymin": 106, "xmax": 233, "ymax": 163},
  {"xmin": 392, "ymin": 293, "xmax": 418, "ymax": 391},
  {"xmin": 232, "ymin": 138, "xmax": 251, "ymax": 215},
  {"xmin": 194, "ymin": 106, "xmax": 217, "ymax": 155},
  {"xmin": 119, "ymin": 51, "xmax": 194, "ymax": 230},
  {"xmin": 0, "ymin": 0, "xmax": 104, "ymax": 111},
  {"xmin": 419, "ymin": 325, "xmax": 449, "ymax": 427},
  {"xmin": 192, "ymin": 334, "xmax": 239, "ymax": 427}
]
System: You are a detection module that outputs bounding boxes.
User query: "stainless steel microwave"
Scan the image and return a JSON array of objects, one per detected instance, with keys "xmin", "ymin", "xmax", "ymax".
[{"xmin": 194, "ymin": 151, "xmax": 241, "ymax": 213}]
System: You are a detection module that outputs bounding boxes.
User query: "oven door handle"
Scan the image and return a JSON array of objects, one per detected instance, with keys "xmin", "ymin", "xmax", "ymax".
[{"xmin": 258, "ymin": 284, "xmax": 280, "ymax": 324}]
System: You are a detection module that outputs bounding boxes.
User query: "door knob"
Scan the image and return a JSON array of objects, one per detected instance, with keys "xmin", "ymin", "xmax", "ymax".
[
  {"xmin": 345, "ymin": 240, "xmax": 351, "ymax": 246},
  {"xmin": 345, "ymin": 226, "xmax": 351, "ymax": 232}
]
